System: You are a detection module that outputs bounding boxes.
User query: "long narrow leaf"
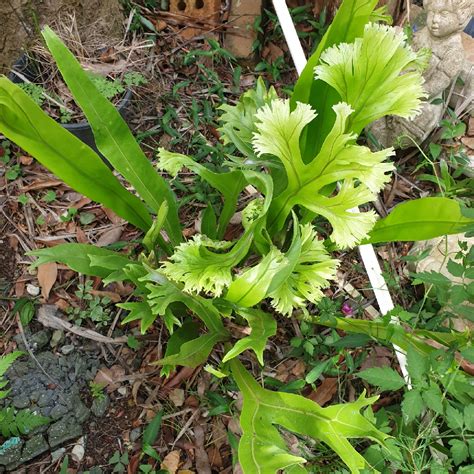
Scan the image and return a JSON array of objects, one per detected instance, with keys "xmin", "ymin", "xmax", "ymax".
[
  {"xmin": 42, "ymin": 27, "xmax": 182, "ymax": 244},
  {"xmin": 0, "ymin": 78, "xmax": 151, "ymax": 231},
  {"xmin": 363, "ymin": 197, "xmax": 473, "ymax": 244}
]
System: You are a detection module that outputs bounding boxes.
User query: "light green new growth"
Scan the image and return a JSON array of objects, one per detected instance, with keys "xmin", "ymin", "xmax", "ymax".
[{"xmin": 314, "ymin": 22, "xmax": 426, "ymax": 134}]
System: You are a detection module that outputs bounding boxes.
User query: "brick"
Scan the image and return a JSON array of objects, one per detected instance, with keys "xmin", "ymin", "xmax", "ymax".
[
  {"xmin": 224, "ymin": 0, "xmax": 262, "ymax": 59},
  {"xmin": 169, "ymin": 0, "xmax": 221, "ymax": 39}
]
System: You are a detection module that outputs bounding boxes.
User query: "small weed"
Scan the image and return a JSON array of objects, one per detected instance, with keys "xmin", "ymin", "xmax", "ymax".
[
  {"xmin": 18, "ymin": 83, "xmax": 44, "ymax": 106},
  {"xmin": 89, "ymin": 381, "xmax": 106, "ymax": 401},
  {"xmin": 60, "ymin": 207, "xmax": 78, "ymax": 222},
  {"xmin": 17, "ymin": 194, "xmax": 28, "ymax": 205},
  {"xmin": 108, "ymin": 450, "xmax": 129, "ymax": 473},
  {"xmin": 42, "ymin": 190, "xmax": 57, "ymax": 203},
  {"xmin": 66, "ymin": 280, "xmax": 112, "ymax": 328}
]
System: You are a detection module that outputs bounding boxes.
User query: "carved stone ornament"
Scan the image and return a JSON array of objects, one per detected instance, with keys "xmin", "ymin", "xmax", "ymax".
[{"xmin": 368, "ymin": 0, "xmax": 474, "ymax": 149}]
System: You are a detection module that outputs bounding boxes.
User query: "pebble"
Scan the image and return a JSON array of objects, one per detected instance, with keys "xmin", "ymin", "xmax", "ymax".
[
  {"xmin": 117, "ymin": 386, "xmax": 127, "ymax": 396},
  {"xmin": 71, "ymin": 436, "xmax": 85, "ymax": 462},
  {"xmin": 130, "ymin": 427, "xmax": 142, "ymax": 443},
  {"xmin": 91, "ymin": 395, "xmax": 110, "ymax": 418},
  {"xmin": 50, "ymin": 330, "xmax": 65, "ymax": 348},
  {"xmin": 50, "ymin": 447, "xmax": 66, "ymax": 462},
  {"xmin": 60, "ymin": 344, "xmax": 75, "ymax": 355},
  {"xmin": 26, "ymin": 284, "xmax": 40, "ymax": 296}
]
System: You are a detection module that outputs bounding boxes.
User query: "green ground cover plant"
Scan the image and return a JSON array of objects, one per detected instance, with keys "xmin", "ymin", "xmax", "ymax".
[{"xmin": 0, "ymin": 0, "xmax": 472, "ymax": 471}]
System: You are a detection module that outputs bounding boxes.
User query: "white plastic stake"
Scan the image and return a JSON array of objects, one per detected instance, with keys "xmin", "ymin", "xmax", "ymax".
[{"xmin": 272, "ymin": 0, "xmax": 410, "ymax": 384}]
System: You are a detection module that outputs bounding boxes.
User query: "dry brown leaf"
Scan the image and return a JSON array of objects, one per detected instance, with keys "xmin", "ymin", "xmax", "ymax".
[
  {"xmin": 194, "ymin": 424, "xmax": 211, "ymax": 474},
  {"xmin": 262, "ymin": 42, "xmax": 284, "ymax": 64},
  {"xmin": 15, "ymin": 280, "xmax": 25, "ymax": 297},
  {"xmin": 76, "ymin": 227, "xmax": 88, "ymax": 244},
  {"xmin": 94, "ymin": 365, "xmax": 126, "ymax": 392},
  {"xmin": 360, "ymin": 347, "xmax": 392, "ymax": 371},
  {"xmin": 103, "ymin": 208, "xmax": 125, "ymax": 225},
  {"xmin": 291, "ymin": 360, "xmax": 306, "ymax": 378},
  {"xmin": 72, "ymin": 197, "xmax": 92, "ymax": 209},
  {"xmin": 37, "ymin": 262, "xmax": 58, "ymax": 300},
  {"xmin": 19, "ymin": 155, "xmax": 33, "ymax": 165},
  {"xmin": 207, "ymin": 446, "xmax": 223, "ymax": 470},
  {"xmin": 54, "ymin": 299, "xmax": 70, "ymax": 312},
  {"xmin": 89, "ymin": 289, "xmax": 121, "ymax": 303},
  {"xmin": 307, "ymin": 377, "xmax": 338, "ymax": 406},
  {"xmin": 155, "ymin": 19, "xmax": 167, "ymax": 31},
  {"xmin": 462, "ymin": 32, "xmax": 474, "ymax": 63},
  {"xmin": 161, "ymin": 450, "xmax": 181, "ymax": 474},
  {"xmin": 461, "ymin": 136, "xmax": 474, "ymax": 150},
  {"xmin": 210, "ymin": 419, "xmax": 227, "ymax": 449},
  {"xmin": 169, "ymin": 388, "xmax": 185, "ymax": 407},
  {"xmin": 468, "ymin": 117, "xmax": 474, "ymax": 137},
  {"xmin": 97, "ymin": 227, "xmax": 123, "ymax": 247}
]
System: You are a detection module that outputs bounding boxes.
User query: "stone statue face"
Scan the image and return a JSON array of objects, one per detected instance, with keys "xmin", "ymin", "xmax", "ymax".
[{"xmin": 426, "ymin": 0, "xmax": 463, "ymax": 38}]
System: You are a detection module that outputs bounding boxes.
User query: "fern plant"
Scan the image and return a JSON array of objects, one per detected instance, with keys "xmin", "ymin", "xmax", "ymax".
[
  {"xmin": 0, "ymin": 407, "xmax": 50, "ymax": 438},
  {"xmin": 0, "ymin": 1, "xmax": 472, "ymax": 472}
]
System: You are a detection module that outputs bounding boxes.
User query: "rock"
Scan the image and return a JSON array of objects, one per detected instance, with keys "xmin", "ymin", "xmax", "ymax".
[
  {"xmin": 29, "ymin": 390, "xmax": 42, "ymax": 403},
  {"xmin": 61, "ymin": 344, "xmax": 75, "ymax": 355},
  {"xmin": 0, "ymin": 438, "xmax": 23, "ymax": 467},
  {"xmin": 48, "ymin": 416, "xmax": 83, "ymax": 447},
  {"xmin": 74, "ymin": 399, "xmax": 90, "ymax": 423},
  {"xmin": 411, "ymin": 233, "xmax": 474, "ymax": 331},
  {"xmin": 12, "ymin": 394, "xmax": 30, "ymax": 409},
  {"xmin": 225, "ymin": 0, "xmax": 262, "ymax": 60},
  {"xmin": 20, "ymin": 434, "xmax": 49, "ymax": 464},
  {"xmin": 37, "ymin": 390, "xmax": 54, "ymax": 407},
  {"xmin": 29, "ymin": 330, "xmax": 51, "ymax": 350},
  {"xmin": 50, "ymin": 330, "xmax": 65, "ymax": 348},
  {"xmin": 49, "ymin": 404, "xmax": 69, "ymax": 420},
  {"xmin": 130, "ymin": 427, "xmax": 142, "ymax": 443},
  {"xmin": 117, "ymin": 386, "xmax": 127, "ymax": 396},
  {"xmin": 91, "ymin": 395, "xmax": 110, "ymax": 418},
  {"xmin": 50, "ymin": 447, "xmax": 66, "ymax": 462},
  {"xmin": 71, "ymin": 436, "xmax": 85, "ymax": 463}
]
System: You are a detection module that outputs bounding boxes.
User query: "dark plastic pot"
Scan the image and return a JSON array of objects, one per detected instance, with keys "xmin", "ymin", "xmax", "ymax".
[{"xmin": 9, "ymin": 55, "xmax": 132, "ymax": 163}]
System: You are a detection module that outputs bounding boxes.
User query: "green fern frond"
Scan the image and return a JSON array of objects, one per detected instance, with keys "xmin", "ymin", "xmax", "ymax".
[
  {"xmin": 0, "ymin": 408, "xmax": 50, "ymax": 437},
  {"xmin": 269, "ymin": 224, "xmax": 339, "ymax": 315}
]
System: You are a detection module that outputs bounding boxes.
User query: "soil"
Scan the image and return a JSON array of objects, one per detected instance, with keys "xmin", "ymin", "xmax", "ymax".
[
  {"xmin": 82, "ymin": 397, "xmax": 142, "ymax": 469},
  {"xmin": 0, "ymin": 218, "xmax": 18, "ymax": 297}
]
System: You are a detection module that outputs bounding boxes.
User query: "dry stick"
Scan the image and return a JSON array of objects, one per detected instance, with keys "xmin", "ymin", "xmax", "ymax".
[
  {"xmin": 37, "ymin": 305, "xmax": 128, "ymax": 345},
  {"xmin": 170, "ymin": 408, "xmax": 200, "ymax": 450}
]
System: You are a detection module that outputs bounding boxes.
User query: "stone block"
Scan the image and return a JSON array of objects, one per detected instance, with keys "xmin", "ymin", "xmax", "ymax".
[{"xmin": 224, "ymin": 0, "xmax": 262, "ymax": 59}]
